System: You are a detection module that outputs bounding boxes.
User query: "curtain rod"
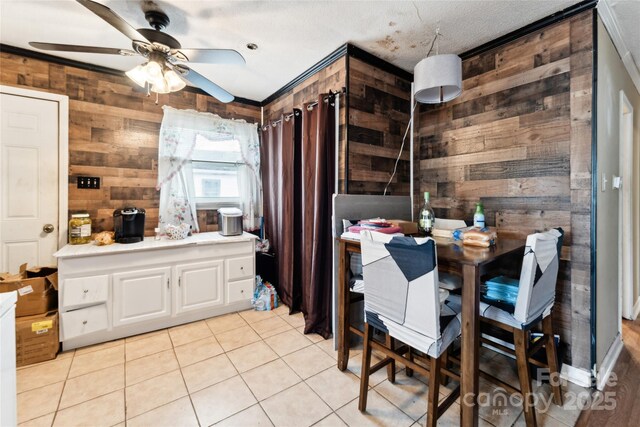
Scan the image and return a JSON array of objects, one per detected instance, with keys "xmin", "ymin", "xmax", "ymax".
[{"xmin": 261, "ymin": 88, "xmax": 346, "ymax": 130}]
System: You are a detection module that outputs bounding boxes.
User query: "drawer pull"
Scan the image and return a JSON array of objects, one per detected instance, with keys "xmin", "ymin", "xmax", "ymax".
[
  {"xmin": 82, "ymin": 320, "xmax": 87, "ymax": 325},
  {"xmin": 240, "ymin": 266, "xmax": 244, "ymax": 270},
  {"xmin": 83, "ymin": 289, "xmax": 89, "ymax": 294}
]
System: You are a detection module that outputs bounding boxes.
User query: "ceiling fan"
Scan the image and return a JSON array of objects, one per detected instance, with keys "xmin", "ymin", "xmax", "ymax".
[{"xmin": 29, "ymin": 0, "xmax": 245, "ymax": 103}]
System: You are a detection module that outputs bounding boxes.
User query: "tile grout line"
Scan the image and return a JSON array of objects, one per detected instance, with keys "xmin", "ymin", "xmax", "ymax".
[
  {"xmin": 51, "ymin": 349, "xmax": 76, "ymax": 426},
  {"xmin": 171, "ymin": 341, "xmax": 203, "ymax": 427}
]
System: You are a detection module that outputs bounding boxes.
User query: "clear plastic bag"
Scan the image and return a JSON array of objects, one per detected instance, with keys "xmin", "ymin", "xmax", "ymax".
[{"xmin": 251, "ymin": 275, "xmax": 279, "ymax": 311}]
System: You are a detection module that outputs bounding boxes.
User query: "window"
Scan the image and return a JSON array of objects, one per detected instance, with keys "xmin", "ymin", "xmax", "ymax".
[{"xmin": 191, "ymin": 133, "xmax": 243, "ymax": 208}]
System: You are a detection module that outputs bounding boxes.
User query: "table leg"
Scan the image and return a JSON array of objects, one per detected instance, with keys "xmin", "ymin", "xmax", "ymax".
[
  {"xmin": 337, "ymin": 240, "xmax": 350, "ymax": 371},
  {"xmin": 460, "ymin": 264, "xmax": 480, "ymax": 427}
]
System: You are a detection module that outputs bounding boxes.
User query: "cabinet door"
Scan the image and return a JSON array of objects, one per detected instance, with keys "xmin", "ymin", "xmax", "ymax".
[
  {"xmin": 176, "ymin": 260, "xmax": 224, "ymax": 314},
  {"xmin": 113, "ymin": 266, "xmax": 171, "ymax": 327}
]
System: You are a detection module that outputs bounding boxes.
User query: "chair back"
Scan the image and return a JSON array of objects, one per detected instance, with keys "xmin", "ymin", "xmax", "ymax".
[
  {"xmin": 360, "ymin": 231, "xmax": 441, "ymax": 341},
  {"xmin": 514, "ymin": 228, "xmax": 564, "ymax": 324}
]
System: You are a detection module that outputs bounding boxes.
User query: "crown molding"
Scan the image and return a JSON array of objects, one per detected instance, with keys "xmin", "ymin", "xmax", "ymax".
[
  {"xmin": 597, "ymin": 0, "xmax": 640, "ymax": 93},
  {"xmin": 0, "ymin": 44, "xmax": 261, "ymax": 107}
]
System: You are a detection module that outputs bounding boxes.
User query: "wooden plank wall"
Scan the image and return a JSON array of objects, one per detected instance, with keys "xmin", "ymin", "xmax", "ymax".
[
  {"xmin": 348, "ymin": 58, "xmax": 412, "ymax": 195},
  {"xmin": 416, "ymin": 11, "xmax": 593, "ymax": 368},
  {"xmin": 0, "ymin": 52, "xmax": 261, "ymax": 237},
  {"xmin": 262, "ymin": 57, "xmax": 348, "ymax": 193}
]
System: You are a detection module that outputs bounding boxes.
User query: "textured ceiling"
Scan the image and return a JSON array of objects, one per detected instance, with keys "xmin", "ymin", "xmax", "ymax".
[{"xmin": 0, "ymin": 0, "xmax": 625, "ymax": 103}]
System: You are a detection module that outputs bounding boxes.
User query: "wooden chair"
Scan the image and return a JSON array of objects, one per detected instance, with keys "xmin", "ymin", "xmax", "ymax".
[
  {"xmin": 358, "ymin": 231, "xmax": 461, "ymax": 427},
  {"xmin": 449, "ymin": 228, "xmax": 564, "ymax": 427}
]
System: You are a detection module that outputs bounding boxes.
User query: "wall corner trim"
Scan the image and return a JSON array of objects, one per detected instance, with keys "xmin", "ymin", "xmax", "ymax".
[
  {"xmin": 560, "ymin": 363, "xmax": 593, "ymax": 388},
  {"xmin": 261, "ymin": 44, "xmax": 348, "ymax": 106},
  {"xmin": 595, "ymin": 333, "xmax": 623, "ymax": 391},
  {"xmin": 633, "ymin": 297, "xmax": 640, "ymax": 320},
  {"xmin": 597, "ymin": 0, "xmax": 640, "ymax": 93}
]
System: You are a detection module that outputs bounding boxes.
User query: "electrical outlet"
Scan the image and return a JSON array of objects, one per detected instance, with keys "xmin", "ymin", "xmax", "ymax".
[{"xmin": 77, "ymin": 176, "xmax": 100, "ymax": 189}]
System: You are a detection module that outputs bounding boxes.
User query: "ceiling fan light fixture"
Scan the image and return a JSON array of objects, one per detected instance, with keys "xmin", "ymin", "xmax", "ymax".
[
  {"xmin": 144, "ymin": 60, "xmax": 163, "ymax": 82},
  {"xmin": 164, "ymin": 69, "xmax": 186, "ymax": 92},
  {"xmin": 152, "ymin": 77, "xmax": 171, "ymax": 94},
  {"xmin": 125, "ymin": 64, "xmax": 148, "ymax": 88}
]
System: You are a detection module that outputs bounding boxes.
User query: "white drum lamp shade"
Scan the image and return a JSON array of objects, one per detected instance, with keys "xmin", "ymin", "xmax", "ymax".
[{"xmin": 413, "ymin": 54, "xmax": 462, "ymax": 103}]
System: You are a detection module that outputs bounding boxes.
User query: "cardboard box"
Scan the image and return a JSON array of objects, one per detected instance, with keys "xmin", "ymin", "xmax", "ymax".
[
  {"xmin": 15, "ymin": 310, "xmax": 59, "ymax": 367},
  {"xmin": 0, "ymin": 264, "xmax": 58, "ymax": 317},
  {"xmin": 387, "ymin": 219, "xmax": 419, "ymax": 235}
]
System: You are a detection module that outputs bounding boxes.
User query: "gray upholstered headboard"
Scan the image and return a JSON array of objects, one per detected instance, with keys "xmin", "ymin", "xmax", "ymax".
[
  {"xmin": 332, "ymin": 194, "xmax": 412, "ymax": 236},
  {"xmin": 330, "ymin": 194, "xmax": 412, "ymax": 343}
]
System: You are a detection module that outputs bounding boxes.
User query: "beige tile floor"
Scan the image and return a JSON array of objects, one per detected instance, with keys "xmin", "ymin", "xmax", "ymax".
[{"xmin": 16, "ymin": 305, "xmax": 587, "ymax": 427}]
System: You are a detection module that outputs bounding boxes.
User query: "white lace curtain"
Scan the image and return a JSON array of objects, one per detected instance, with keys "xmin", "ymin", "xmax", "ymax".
[{"xmin": 156, "ymin": 106, "xmax": 261, "ymax": 233}]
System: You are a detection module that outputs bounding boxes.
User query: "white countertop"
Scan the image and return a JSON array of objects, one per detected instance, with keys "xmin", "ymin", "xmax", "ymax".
[
  {"xmin": 0, "ymin": 292, "xmax": 17, "ymax": 317},
  {"xmin": 54, "ymin": 232, "xmax": 258, "ymax": 259}
]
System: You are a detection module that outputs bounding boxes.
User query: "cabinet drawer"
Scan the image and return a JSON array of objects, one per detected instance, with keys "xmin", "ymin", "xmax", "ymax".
[
  {"xmin": 226, "ymin": 256, "xmax": 254, "ymax": 281},
  {"xmin": 61, "ymin": 304, "xmax": 108, "ymax": 341},
  {"xmin": 62, "ymin": 275, "xmax": 109, "ymax": 310},
  {"xmin": 227, "ymin": 278, "xmax": 254, "ymax": 304}
]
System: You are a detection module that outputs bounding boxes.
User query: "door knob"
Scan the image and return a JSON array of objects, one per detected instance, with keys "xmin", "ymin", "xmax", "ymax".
[{"xmin": 43, "ymin": 224, "xmax": 55, "ymax": 233}]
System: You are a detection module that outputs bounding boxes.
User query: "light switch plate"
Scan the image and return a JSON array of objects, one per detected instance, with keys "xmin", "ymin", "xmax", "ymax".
[
  {"xmin": 613, "ymin": 176, "xmax": 622, "ymax": 189},
  {"xmin": 77, "ymin": 176, "xmax": 101, "ymax": 189}
]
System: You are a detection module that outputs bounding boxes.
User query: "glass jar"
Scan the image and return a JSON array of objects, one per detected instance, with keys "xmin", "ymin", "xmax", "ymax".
[{"xmin": 69, "ymin": 213, "xmax": 92, "ymax": 244}]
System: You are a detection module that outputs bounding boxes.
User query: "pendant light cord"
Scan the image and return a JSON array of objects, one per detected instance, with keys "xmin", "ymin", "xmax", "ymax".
[
  {"xmin": 382, "ymin": 28, "xmax": 441, "ymax": 196},
  {"xmin": 383, "ymin": 100, "xmax": 418, "ymax": 196}
]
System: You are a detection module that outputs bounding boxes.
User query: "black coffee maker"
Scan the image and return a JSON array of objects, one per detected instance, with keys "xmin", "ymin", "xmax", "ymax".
[{"xmin": 113, "ymin": 207, "xmax": 146, "ymax": 243}]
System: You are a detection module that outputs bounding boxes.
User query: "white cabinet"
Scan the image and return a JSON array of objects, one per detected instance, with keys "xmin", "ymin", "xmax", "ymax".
[
  {"xmin": 176, "ymin": 260, "xmax": 224, "ymax": 314},
  {"xmin": 54, "ymin": 232, "xmax": 257, "ymax": 350},
  {"xmin": 61, "ymin": 304, "xmax": 109, "ymax": 340},
  {"xmin": 62, "ymin": 274, "xmax": 109, "ymax": 310},
  {"xmin": 113, "ymin": 266, "xmax": 171, "ymax": 327},
  {"xmin": 226, "ymin": 255, "xmax": 254, "ymax": 281},
  {"xmin": 227, "ymin": 277, "xmax": 254, "ymax": 304},
  {"xmin": 0, "ymin": 293, "xmax": 17, "ymax": 427}
]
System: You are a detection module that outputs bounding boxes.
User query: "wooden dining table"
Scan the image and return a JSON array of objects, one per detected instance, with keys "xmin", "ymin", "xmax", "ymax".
[{"xmin": 336, "ymin": 235, "xmax": 525, "ymax": 427}]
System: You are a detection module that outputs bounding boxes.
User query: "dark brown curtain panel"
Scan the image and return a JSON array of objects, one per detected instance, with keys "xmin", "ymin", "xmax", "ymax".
[
  {"xmin": 260, "ymin": 111, "xmax": 302, "ymax": 310},
  {"xmin": 260, "ymin": 95, "xmax": 335, "ymax": 339},
  {"xmin": 300, "ymin": 95, "xmax": 336, "ymax": 338}
]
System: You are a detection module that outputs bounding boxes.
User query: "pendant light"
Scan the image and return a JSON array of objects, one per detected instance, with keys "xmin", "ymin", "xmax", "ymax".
[{"xmin": 413, "ymin": 29, "xmax": 462, "ymax": 104}]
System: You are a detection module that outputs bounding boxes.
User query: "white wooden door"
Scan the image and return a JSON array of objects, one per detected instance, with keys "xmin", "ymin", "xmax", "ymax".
[
  {"xmin": 175, "ymin": 260, "xmax": 224, "ymax": 313},
  {"xmin": 0, "ymin": 93, "xmax": 59, "ymax": 273},
  {"xmin": 113, "ymin": 266, "xmax": 171, "ymax": 327}
]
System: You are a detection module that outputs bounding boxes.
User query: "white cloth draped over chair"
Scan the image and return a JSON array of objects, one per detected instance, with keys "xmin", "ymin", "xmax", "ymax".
[
  {"xmin": 448, "ymin": 228, "xmax": 564, "ymax": 330},
  {"xmin": 360, "ymin": 231, "xmax": 462, "ymax": 358},
  {"xmin": 358, "ymin": 230, "xmax": 462, "ymax": 427},
  {"xmin": 446, "ymin": 228, "xmax": 565, "ymax": 427},
  {"xmin": 156, "ymin": 106, "xmax": 261, "ymax": 232}
]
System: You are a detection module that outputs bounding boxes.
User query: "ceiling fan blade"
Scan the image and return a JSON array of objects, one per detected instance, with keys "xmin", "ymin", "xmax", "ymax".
[
  {"xmin": 29, "ymin": 42, "xmax": 137, "ymax": 56},
  {"xmin": 174, "ymin": 49, "xmax": 246, "ymax": 65},
  {"xmin": 178, "ymin": 66, "xmax": 234, "ymax": 103},
  {"xmin": 76, "ymin": 0, "xmax": 150, "ymax": 43}
]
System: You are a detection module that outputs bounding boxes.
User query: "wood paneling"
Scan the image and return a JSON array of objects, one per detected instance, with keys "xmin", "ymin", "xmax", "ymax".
[
  {"xmin": 1, "ymin": 52, "xmax": 261, "ymax": 237},
  {"xmin": 262, "ymin": 57, "xmax": 348, "ymax": 193},
  {"xmin": 417, "ymin": 11, "xmax": 593, "ymax": 368},
  {"xmin": 261, "ymin": 54, "xmax": 412, "ymax": 196},
  {"xmin": 348, "ymin": 58, "xmax": 412, "ymax": 195}
]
